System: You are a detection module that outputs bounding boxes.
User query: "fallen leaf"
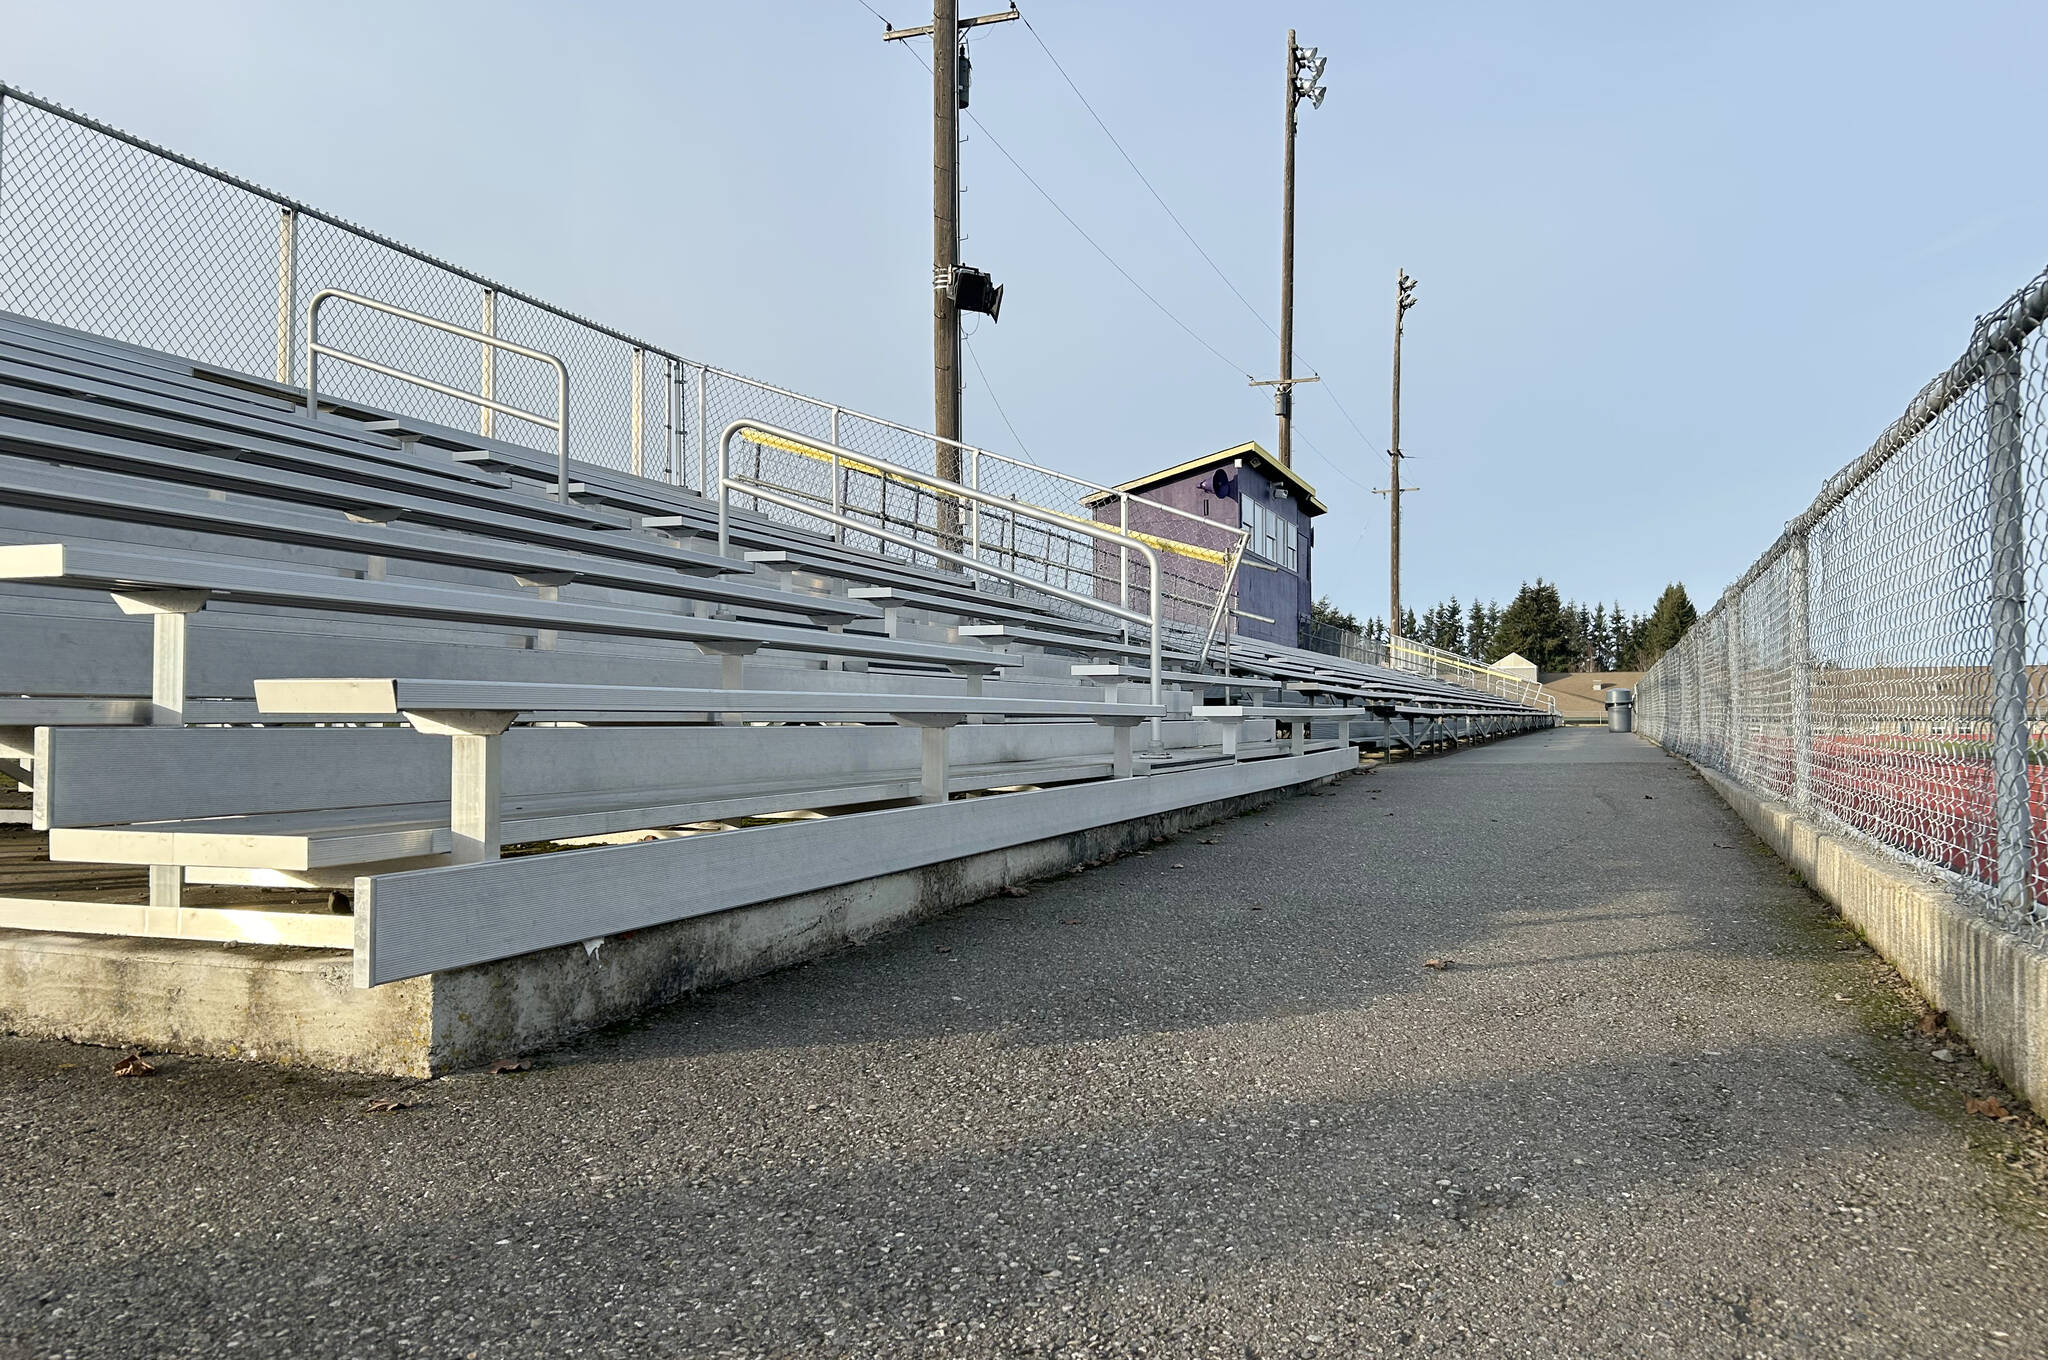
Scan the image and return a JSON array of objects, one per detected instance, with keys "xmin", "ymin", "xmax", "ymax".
[
  {"xmin": 1200, "ymin": 838, "xmax": 1221, "ymax": 845},
  {"xmin": 1423, "ymin": 957, "xmax": 1454, "ymax": 971},
  {"xmin": 488, "ymin": 1058, "xmax": 531, "ymax": 1075},
  {"xmin": 1918, "ymin": 1011, "xmax": 1947, "ymax": 1035},
  {"xmin": 1002, "ymin": 885, "xmax": 1029, "ymax": 898},
  {"xmin": 1170, "ymin": 862, "xmax": 1186, "ymax": 869},
  {"xmin": 364, "ymin": 1096, "xmax": 417, "ymax": 1113},
  {"xmin": 933, "ymin": 945, "xmax": 952, "ymax": 954},
  {"xmin": 111, "ymin": 1053, "xmax": 156, "ymax": 1078},
  {"xmin": 1966, "ymin": 1095, "xmax": 2013, "ymax": 1120},
  {"xmin": 1059, "ymin": 917, "xmax": 1084, "ymax": 925}
]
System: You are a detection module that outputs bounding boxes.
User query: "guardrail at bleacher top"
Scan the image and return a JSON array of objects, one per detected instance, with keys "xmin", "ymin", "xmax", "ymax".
[{"xmin": 1637, "ymin": 261, "xmax": 2048, "ymax": 930}]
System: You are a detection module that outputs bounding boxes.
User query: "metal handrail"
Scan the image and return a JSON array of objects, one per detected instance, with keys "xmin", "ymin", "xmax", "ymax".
[
  {"xmin": 718, "ymin": 421, "xmax": 1166, "ymax": 704},
  {"xmin": 1387, "ymin": 637, "xmax": 1559, "ymax": 714},
  {"xmin": 698, "ymin": 363, "xmax": 1248, "ymax": 562},
  {"xmin": 306, "ymin": 289, "xmax": 572, "ymax": 502}
]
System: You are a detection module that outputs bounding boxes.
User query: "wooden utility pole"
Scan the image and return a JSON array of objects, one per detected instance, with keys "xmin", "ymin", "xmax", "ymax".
[
  {"xmin": 931, "ymin": 0, "xmax": 961, "ymax": 486},
  {"xmin": 1387, "ymin": 268, "xmax": 1418, "ymax": 637},
  {"xmin": 1272, "ymin": 32, "xmax": 1325, "ymax": 467},
  {"xmin": 883, "ymin": 3, "xmax": 1018, "ymax": 555},
  {"xmin": 1277, "ymin": 29, "xmax": 1299, "ymax": 469}
]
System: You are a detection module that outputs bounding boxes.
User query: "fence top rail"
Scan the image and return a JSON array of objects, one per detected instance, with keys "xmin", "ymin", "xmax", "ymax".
[{"xmin": 0, "ymin": 82, "xmax": 689, "ymax": 365}]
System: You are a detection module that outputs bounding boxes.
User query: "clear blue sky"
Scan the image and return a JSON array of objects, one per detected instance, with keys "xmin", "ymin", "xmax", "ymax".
[{"xmin": 3, "ymin": 0, "xmax": 2044, "ymax": 622}]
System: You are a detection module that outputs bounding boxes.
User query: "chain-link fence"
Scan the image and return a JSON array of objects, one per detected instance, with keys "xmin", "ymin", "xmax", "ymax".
[
  {"xmin": 0, "ymin": 82, "xmax": 1241, "ymax": 644},
  {"xmin": 1638, "ymin": 263, "xmax": 2048, "ymax": 931},
  {"xmin": 0, "ymin": 84, "xmax": 684, "ymax": 478}
]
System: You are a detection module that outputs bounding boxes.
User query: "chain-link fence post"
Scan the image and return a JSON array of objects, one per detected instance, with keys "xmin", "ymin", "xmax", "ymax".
[
  {"xmin": 1694, "ymin": 624, "xmax": 1710, "ymax": 758},
  {"xmin": 695, "ymin": 364, "xmax": 709, "ymax": 497},
  {"xmin": 829, "ymin": 405, "xmax": 844, "ymax": 544},
  {"xmin": 1987, "ymin": 342, "xmax": 2034, "ymax": 917},
  {"xmin": 273, "ymin": 207, "xmax": 296, "ymax": 384},
  {"xmin": 628, "ymin": 347, "xmax": 644, "ymax": 477},
  {"xmin": 478, "ymin": 287, "xmax": 496, "ymax": 438},
  {"xmin": 1726, "ymin": 595, "xmax": 1743, "ymax": 779},
  {"xmin": 1789, "ymin": 532, "xmax": 1813, "ymax": 809},
  {"xmin": 663, "ymin": 357, "xmax": 677, "ymax": 485}
]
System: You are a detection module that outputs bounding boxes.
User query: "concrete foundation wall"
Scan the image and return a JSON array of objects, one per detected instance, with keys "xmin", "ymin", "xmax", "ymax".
[
  {"xmin": 0, "ymin": 771, "xmax": 1346, "ymax": 1076},
  {"xmin": 1693, "ymin": 763, "xmax": 2048, "ymax": 1114}
]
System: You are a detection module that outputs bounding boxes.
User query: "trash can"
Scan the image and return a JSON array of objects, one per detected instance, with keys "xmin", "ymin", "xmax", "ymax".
[{"xmin": 1604, "ymin": 687, "xmax": 1634, "ymax": 734}]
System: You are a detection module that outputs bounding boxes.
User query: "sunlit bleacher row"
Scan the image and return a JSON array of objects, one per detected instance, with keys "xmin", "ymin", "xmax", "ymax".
[{"xmin": 0, "ymin": 309, "xmax": 1550, "ymax": 985}]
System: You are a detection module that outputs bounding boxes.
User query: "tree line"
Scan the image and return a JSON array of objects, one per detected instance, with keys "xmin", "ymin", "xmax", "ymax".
[{"xmin": 1310, "ymin": 580, "xmax": 1698, "ymax": 673}]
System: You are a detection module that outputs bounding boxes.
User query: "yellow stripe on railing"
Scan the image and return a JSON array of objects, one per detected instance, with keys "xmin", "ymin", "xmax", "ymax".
[
  {"xmin": 735, "ymin": 427, "xmax": 1232, "ymax": 567},
  {"xmin": 1388, "ymin": 640, "xmax": 1517, "ymax": 681}
]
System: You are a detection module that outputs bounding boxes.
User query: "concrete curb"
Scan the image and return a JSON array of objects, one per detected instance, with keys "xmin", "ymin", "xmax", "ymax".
[
  {"xmin": 1689, "ymin": 761, "xmax": 2048, "ymax": 1114},
  {"xmin": 0, "ymin": 768, "xmax": 1351, "ymax": 1075}
]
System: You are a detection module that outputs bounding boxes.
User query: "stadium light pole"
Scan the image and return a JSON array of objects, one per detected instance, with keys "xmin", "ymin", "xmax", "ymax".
[
  {"xmin": 1384, "ymin": 269, "xmax": 1418, "ymax": 638},
  {"xmin": 1272, "ymin": 29, "xmax": 1327, "ymax": 469}
]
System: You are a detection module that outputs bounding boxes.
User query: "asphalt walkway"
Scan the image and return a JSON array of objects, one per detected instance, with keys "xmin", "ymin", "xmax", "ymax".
[{"xmin": 4, "ymin": 726, "xmax": 2047, "ymax": 1358}]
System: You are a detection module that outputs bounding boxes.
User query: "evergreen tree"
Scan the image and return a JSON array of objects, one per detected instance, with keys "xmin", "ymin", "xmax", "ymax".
[
  {"xmin": 1310, "ymin": 594, "xmax": 1361, "ymax": 634},
  {"xmin": 1400, "ymin": 607, "xmax": 1418, "ymax": 640},
  {"xmin": 1637, "ymin": 583, "xmax": 1698, "ymax": 665},
  {"xmin": 1590, "ymin": 604, "xmax": 1612, "ymax": 671},
  {"xmin": 1490, "ymin": 580, "xmax": 1575, "ymax": 672},
  {"xmin": 1466, "ymin": 599, "xmax": 1490, "ymax": 661}
]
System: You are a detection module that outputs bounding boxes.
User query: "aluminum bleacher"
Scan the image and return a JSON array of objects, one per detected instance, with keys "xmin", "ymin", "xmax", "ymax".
[{"xmin": 0, "ymin": 306, "xmax": 1547, "ymax": 996}]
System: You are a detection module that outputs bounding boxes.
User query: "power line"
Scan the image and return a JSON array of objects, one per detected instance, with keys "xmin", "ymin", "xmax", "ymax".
[
  {"xmin": 962, "ymin": 108, "xmax": 1257, "ymax": 379},
  {"xmin": 962, "ymin": 329, "xmax": 1040, "ymax": 466},
  {"xmin": 1020, "ymin": 14, "xmax": 1275, "ymax": 344},
  {"xmin": 1291, "ymin": 428, "xmax": 1373, "ymax": 493},
  {"xmin": 864, "ymin": 4, "xmax": 1380, "ymax": 486},
  {"xmin": 1020, "ymin": 10, "xmax": 1386, "ymax": 459},
  {"xmin": 866, "ymin": 5, "xmax": 1257, "ymax": 381}
]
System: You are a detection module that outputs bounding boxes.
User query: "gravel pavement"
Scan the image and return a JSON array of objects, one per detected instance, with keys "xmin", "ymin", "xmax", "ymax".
[{"xmin": 4, "ymin": 725, "xmax": 2047, "ymax": 1359}]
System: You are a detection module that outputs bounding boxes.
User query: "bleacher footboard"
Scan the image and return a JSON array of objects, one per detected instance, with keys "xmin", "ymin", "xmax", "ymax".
[{"xmin": 353, "ymin": 746, "xmax": 1356, "ymax": 986}]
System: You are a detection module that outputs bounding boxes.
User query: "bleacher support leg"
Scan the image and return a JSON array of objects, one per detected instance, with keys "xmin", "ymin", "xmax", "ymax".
[
  {"xmin": 405, "ymin": 711, "xmax": 517, "ymax": 863},
  {"xmin": 916, "ymin": 723, "xmax": 953, "ymax": 804},
  {"xmin": 111, "ymin": 590, "xmax": 207, "ymax": 914}
]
